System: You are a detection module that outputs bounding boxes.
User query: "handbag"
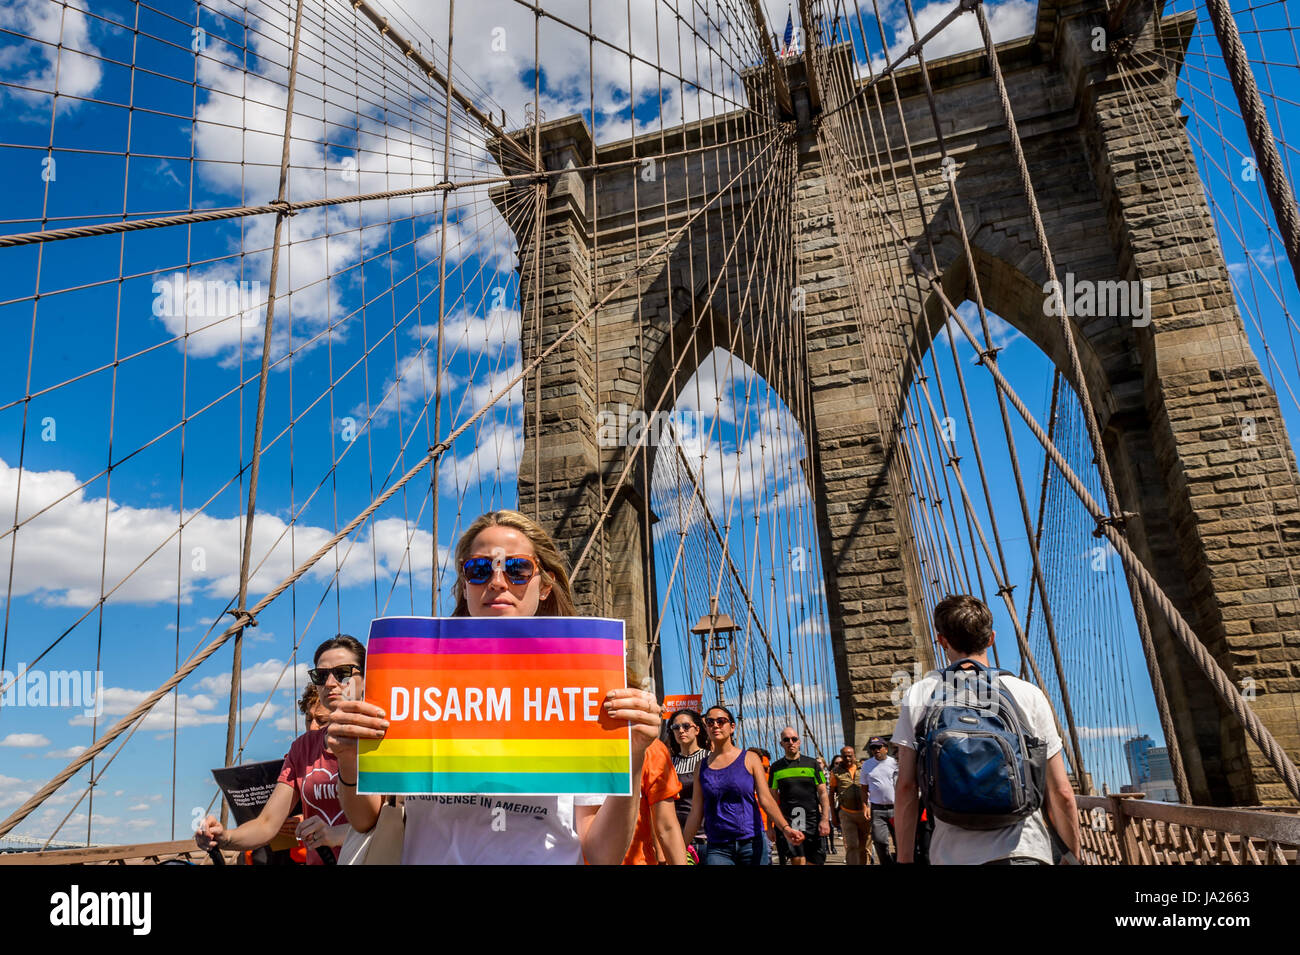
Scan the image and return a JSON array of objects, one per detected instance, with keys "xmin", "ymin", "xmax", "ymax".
[{"xmin": 338, "ymin": 796, "xmax": 405, "ymax": 865}]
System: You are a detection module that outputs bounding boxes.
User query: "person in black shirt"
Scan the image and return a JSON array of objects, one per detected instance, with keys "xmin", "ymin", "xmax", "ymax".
[
  {"xmin": 767, "ymin": 726, "xmax": 831, "ymax": 865},
  {"xmin": 667, "ymin": 708, "xmax": 709, "ymax": 859}
]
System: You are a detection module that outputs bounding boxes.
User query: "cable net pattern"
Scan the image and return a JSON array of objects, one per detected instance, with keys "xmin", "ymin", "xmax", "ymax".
[{"xmin": 0, "ymin": 0, "xmax": 1298, "ymax": 848}]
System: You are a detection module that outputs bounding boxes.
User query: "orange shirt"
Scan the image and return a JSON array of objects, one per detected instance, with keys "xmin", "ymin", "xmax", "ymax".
[{"xmin": 622, "ymin": 740, "xmax": 682, "ymax": 865}]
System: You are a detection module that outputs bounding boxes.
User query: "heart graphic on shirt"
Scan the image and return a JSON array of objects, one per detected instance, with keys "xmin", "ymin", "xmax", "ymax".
[{"xmin": 300, "ymin": 766, "xmax": 345, "ymax": 825}]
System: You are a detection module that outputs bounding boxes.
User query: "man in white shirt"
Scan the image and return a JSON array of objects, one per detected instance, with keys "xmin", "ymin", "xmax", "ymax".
[
  {"xmin": 893, "ymin": 594, "xmax": 1081, "ymax": 865},
  {"xmin": 859, "ymin": 736, "xmax": 898, "ymax": 864}
]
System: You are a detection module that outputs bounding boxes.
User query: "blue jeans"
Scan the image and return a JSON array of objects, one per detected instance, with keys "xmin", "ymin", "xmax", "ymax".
[{"xmin": 704, "ymin": 834, "xmax": 770, "ymax": 866}]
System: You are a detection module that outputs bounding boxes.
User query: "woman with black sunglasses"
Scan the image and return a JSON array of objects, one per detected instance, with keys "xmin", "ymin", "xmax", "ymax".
[
  {"xmin": 682, "ymin": 705, "xmax": 803, "ymax": 865},
  {"xmin": 666, "ymin": 709, "xmax": 708, "ymax": 855},
  {"xmin": 327, "ymin": 509, "xmax": 661, "ymax": 865},
  {"xmin": 195, "ymin": 635, "xmax": 364, "ymax": 863}
]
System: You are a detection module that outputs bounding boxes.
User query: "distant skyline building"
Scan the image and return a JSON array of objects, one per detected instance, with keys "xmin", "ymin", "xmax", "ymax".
[
  {"xmin": 1124, "ymin": 733, "xmax": 1178, "ymax": 801},
  {"xmin": 1124, "ymin": 734, "xmax": 1156, "ymax": 788},
  {"xmin": 1147, "ymin": 747, "xmax": 1172, "ymax": 782}
]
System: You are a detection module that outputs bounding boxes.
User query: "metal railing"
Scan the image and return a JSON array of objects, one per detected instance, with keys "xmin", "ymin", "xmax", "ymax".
[
  {"xmin": 1076, "ymin": 794, "xmax": 1300, "ymax": 865},
  {"xmin": 0, "ymin": 839, "xmax": 232, "ymax": 866}
]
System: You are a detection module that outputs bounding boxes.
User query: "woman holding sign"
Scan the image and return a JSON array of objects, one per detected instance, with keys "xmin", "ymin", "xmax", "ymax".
[
  {"xmin": 328, "ymin": 510, "xmax": 660, "ymax": 865},
  {"xmin": 681, "ymin": 705, "xmax": 804, "ymax": 865}
]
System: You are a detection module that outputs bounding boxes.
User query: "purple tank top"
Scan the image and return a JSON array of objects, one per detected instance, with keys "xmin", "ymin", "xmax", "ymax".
[{"xmin": 699, "ymin": 750, "xmax": 763, "ymax": 842}]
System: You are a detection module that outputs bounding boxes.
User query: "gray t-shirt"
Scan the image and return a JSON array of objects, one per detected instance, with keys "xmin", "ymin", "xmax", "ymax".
[{"xmin": 893, "ymin": 671, "xmax": 1062, "ymax": 865}]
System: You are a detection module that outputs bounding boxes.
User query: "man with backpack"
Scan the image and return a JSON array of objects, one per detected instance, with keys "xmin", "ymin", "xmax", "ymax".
[{"xmin": 892, "ymin": 594, "xmax": 1082, "ymax": 864}]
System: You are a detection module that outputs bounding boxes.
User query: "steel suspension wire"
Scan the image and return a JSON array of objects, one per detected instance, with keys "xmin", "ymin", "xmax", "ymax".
[
  {"xmin": 891, "ymin": 0, "xmax": 1090, "ymax": 787},
  {"xmin": 3, "ymin": 111, "xmax": 785, "ymax": 839},
  {"xmin": 1113, "ymin": 15, "xmax": 1300, "ymax": 791},
  {"xmin": 1204, "ymin": 0, "xmax": 1300, "ymax": 291},
  {"xmin": 222, "ymin": 0, "xmax": 307, "ymax": 816}
]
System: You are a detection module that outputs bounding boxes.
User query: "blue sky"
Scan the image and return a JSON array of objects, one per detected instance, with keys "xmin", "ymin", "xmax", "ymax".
[{"xmin": 0, "ymin": 0, "xmax": 1295, "ymax": 845}]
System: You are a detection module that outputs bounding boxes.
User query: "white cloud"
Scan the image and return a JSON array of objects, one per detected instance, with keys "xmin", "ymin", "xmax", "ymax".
[
  {"xmin": 128, "ymin": 803, "xmax": 150, "ymax": 812},
  {"xmin": 362, "ymin": 347, "xmax": 460, "ymax": 428},
  {"xmin": 0, "ymin": 0, "xmax": 103, "ymax": 108},
  {"xmin": 0, "ymin": 457, "xmax": 446, "ymax": 607},
  {"xmin": 68, "ymin": 685, "xmax": 277, "ymax": 732},
  {"xmin": 196, "ymin": 658, "xmax": 309, "ymax": 699},
  {"xmin": 859, "ymin": 0, "xmax": 1037, "ymax": 73},
  {"xmin": 462, "ymin": 360, "xmax": 524, "ymax": 421},
  {"xmin": 652, "ymin": 351, "xmax": 809, "ymax": 537},
  {"xmin": 0, "ymin": 733, "xmax": 50, "ymax": 748},
  {"xmin": 153, "ymin": 0, "xmax": 525, "ymax": 367},
  {"xmin": 417, "ymin": 207, "xmax": 518, "ymax": 273},
  {"xmin": 45, "ymin": 745, "xmax": 87, "ymax": 759},
  {"xmin": 726, "ymin": 680, "xmax": 831, "ymax": 712},
  {"xmin": 1077, "ymin": 724, "xmax": 1139, "ymax": 740},
  {"xmin": 439, "ymin": 416, "xmax": 524, "ymax": 496},
  {"xmin": 1227, "ymin": 242, "xmax": 1281, "ymax": 282},
  {"xmin": 936, "ymin": 301, "xmax": 1022, "ymax": 353},
  {"xmin": 0, "ymin": 774, "xmax": 30, "ymax": 809},
  {"xmin": 274, "ymin": 712, "xmax": 301, "ymax": 732},
  {"xmin": 366, "ymin": 309, "xmax": 522, "ymax": 430},
  {"xmin": 140, "ymin": 0, "xmax": 786, "ymax": 367},
  {"xmin": 793, "ymin": 616, "xmax": 830, "ymax": 641},
  {"xmin": 672, "ymin": 349, "xmax": 756, "ymax": 426},
  {"xmin": 409, "ymin": 307, "xmax": 521, "ymax": 357}
]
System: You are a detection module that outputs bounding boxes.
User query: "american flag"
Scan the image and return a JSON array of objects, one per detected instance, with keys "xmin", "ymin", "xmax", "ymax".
[{"xmin": 781, "ymin": 10, "xmax": 796, "ymax": 57}]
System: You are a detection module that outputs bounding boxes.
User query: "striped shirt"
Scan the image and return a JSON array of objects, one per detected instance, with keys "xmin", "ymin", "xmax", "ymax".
[{"xmin": 672, "ymin": 748, "xmax": 709, "ymax": 828}]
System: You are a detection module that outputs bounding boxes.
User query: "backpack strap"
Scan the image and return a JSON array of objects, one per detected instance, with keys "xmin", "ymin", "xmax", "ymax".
[
  {"xmin": 942, "ymin": 658, "xmax": 1026, "ymax": 717},
  {"xmin": 914, "ymin": 669, "xmax": 949, "ymax": 748}
]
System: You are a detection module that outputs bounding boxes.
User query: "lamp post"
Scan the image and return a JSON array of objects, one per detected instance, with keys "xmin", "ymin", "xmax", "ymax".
[{"xmin": 691, "ymin": 597, "xmax": 742, "ymax": 706}]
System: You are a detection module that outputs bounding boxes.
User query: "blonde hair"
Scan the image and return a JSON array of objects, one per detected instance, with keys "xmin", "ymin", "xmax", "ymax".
[{"xmin": 451, "ymin": 510, "xmax": 577, "ymax": 617}]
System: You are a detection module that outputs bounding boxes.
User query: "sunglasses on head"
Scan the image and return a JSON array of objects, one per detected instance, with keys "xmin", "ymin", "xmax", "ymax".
[
  {"xmin": 462, "ymin": 554, "xmax": 540, "ymax": 586},
  {"xmin": 308, "ymin": 664, "xmax": 361, "ymax": 686}
]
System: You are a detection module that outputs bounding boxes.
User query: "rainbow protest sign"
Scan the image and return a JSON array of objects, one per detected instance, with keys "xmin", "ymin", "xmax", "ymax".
[{"xmin": 357, "ymin": 616, "xmax": 631, "ymax": 796}]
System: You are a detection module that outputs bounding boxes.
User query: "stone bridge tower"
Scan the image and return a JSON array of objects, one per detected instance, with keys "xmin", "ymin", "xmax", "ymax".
[{"xmin": 492, "ymin": 0, "xmax": 1300, "ymax": 805}]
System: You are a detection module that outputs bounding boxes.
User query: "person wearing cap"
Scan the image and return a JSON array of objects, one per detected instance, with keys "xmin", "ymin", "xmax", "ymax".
[{"xmin": 859, "ymin": 737, "xmax": 898, "ymax": 865}]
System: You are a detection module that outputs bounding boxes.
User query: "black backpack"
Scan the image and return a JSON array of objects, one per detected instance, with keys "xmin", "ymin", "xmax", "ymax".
[{"xmin": 915, "ymin": 660, "xmax": 1048, "ymax": 830}]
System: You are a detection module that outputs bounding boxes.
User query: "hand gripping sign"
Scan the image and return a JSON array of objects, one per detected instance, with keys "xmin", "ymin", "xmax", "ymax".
[{"xmin": 357, "ymin": 616, "xmax": 632, "ymax": 796}]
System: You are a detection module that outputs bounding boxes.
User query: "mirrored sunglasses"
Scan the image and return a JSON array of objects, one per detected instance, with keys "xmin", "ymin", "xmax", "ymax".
[{"xmin": 462, "ymin": 554, "xmax": 540, "ymax": 585}]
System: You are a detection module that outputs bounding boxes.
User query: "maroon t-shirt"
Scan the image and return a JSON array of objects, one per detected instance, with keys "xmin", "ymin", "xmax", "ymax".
[{"xmin": 277, "ymin": 728, "xmax": 342, "ymax": 864}]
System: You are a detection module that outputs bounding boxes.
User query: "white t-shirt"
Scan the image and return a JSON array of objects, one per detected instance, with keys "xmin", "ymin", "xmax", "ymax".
[
  {"xmin": 864, "ymin": 755, "xmax": 898, "ymax": 805},
  {"xmin": 402, "ymin": 793, "xmax": 606, "ymax": 865},
  {"xmin": 893, "ymin": 670, "xmax": 1061, "ymax": 865}
]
